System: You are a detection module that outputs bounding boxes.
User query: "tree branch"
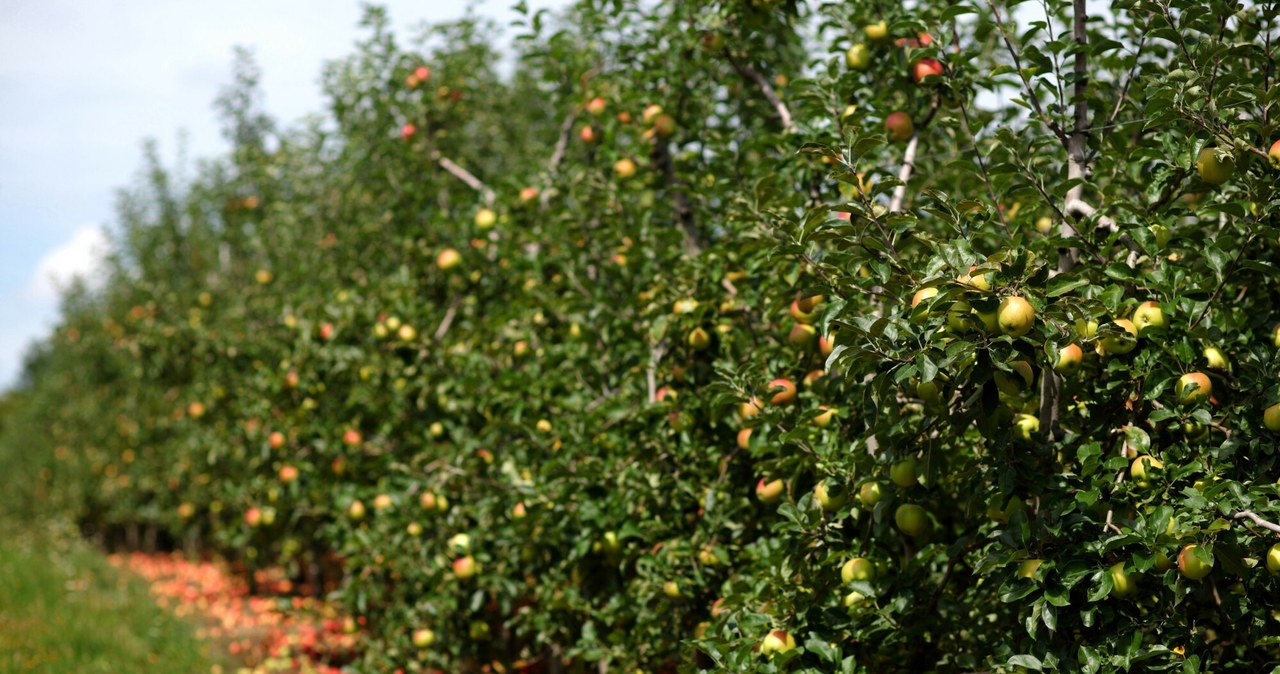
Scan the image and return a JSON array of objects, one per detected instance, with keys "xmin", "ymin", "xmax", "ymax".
[
  {"xmin": 888, "ymin": 97, "xmax": 941, "ymax": 214},
  {"xmin": 433, "ymin": 153, "xmax": 495, "ymax": 205},
  {"xmin": 986, "ymin": 0, "xmax": 1069, "ymax": 147},
  {"xmin": 1232, "ymin": 510, "xmax": 1280, "ymax": 534},
  {"xmin": 724, "ymin": 50, "xmax": 796, "ymax": 133},
  {"xmin": 651, "ymin": 140, "xmax": 703, "ymax": 255}
]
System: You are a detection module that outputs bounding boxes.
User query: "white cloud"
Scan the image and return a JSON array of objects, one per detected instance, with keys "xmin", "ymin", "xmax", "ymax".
[{"xmin": 25, "ymin": 225, "xmax": 110, "ymax": 302}]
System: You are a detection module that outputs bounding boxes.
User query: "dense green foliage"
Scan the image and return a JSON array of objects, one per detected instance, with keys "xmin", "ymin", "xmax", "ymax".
[{"xmin": 3, "ymin": 1, "xmax": 1280, "ymax": 672}]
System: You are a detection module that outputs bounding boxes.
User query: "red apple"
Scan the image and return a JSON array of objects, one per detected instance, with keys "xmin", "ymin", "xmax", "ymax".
[
  {"xmin": 911, "ymin": 58, "xmax": 944, "ymax": 83},
  {"xmin": 343, "ymin": 429, "xmax": 362, "ymax": 446},
  {"xmin": 768, "ymin": 378, "xmax": 797, "ymax": 405},
  {"xmin": 885, "ymin": 111, "xmax": 914, "ymax": 141},
  {"xmin": 401, "ymin": 123, "xmax": 417, "ymax": 140},
  {"xmin": 279, "ymin": 465, "xmax": 298, "ymax": 483},
  {"xmin": 268, "ymin": 431, "xmax": 286, "ymax": 450}
]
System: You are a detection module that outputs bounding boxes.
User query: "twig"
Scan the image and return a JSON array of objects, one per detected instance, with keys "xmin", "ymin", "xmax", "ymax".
[
  {"xmin": 887, "ymin": 96, "xmax": 941, "ymax": 214},
  {"xmin": 651, "ymin": 141, "xmax": 703, "ymax": 255},
  {"xmin": 986, "ymin": 0, "xmax": 1069, "ymax": 147},
  {"xmin": 547, "ymin": 113, "xmax": 577, "ymax": 176},
  {"xmin": 724, "ymin": 50, "xmax": 796, "ymax": 133},
  {"xmin": 434, "ymin": 153, "xmax": 495, "ymax": 205},
  {"xmin": 1231, "ymin": 510, "xmax": 1280, "ymax": 534},
  {"xmin": 433, "ymin": 299, "xmax": 459, "ymax": 342}
]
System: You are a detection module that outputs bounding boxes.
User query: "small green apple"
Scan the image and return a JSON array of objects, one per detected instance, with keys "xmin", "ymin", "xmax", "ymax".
[
  {"xmin": 841, "ymin": 557, "xmax": 876, "ymax": 583},
  {"xmin": 1129, "ymin": 455, "xmax": 1164, "ymax": 489},
  {"xmin": 1109, "ymin": 562, "xmax": 1137, "ymax": 598},
  {"xmin": 845, "ymin": 43, "xmax": 870, "ymax": 70},
  {"xmin": 858, "ymin": 481, "xmax": 883, "ymax": 508},
  {"xmin": 894, "ymin": 503, "xmax": 930, "ymax": 536},
  {"xmin": 890, "ymin": 458, "xmax": 918, "ymax": 488},
  {"xmin": 1132, "ymin": 301, "xmax": 1165, "ymax": 335}
]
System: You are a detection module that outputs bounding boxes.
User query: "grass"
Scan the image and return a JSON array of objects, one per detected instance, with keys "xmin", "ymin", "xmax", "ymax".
[{"xmin": 0, "ymin": 519, "xmax": 223, "ymax": 674}]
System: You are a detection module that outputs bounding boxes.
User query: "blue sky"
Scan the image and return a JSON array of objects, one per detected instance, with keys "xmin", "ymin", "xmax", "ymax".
[{"xmin": 0, "ymin": 0, "xmax": 566, "ymax": 391}]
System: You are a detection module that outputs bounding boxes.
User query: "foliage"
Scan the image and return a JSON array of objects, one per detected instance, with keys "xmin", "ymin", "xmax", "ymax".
[{"xmin": 3, "ymin": 0, "xmax": 1280, "ymax": 672}]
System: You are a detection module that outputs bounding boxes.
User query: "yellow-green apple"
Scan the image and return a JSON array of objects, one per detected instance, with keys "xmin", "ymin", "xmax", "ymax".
[
  {"xmin": 412, "ymin": 628, "xmax": 435, "ymax": 648},
  {"xmin": 1176, "ymin": 372, "xmax": 1212, "ymax": 404},
  {"xmin": 843, "ymin": 590, "xmax": 869, "ymax": 609},
  {"xmin": 406, "ymin": 522, "xmax": 423, "ymax": 536},
  {"xmin": 812, "ymin": 405, "xmax": 836, "ymax": 427},
  {"xmin": 614, "ymin": 158, "xmax": 637, "ymax": 178},
  {"xmin": 397, "ymin": 324, "xmax": 417, "ymax": 342},
  {"xmin": 1203, "ymin": 346, "xmax": 1229, "ymax": 370},
  {"xmin": 1097, "ymin": 319, "xmax": 1138, "ymax": 355},
  {"xmin": 846, "ymin": 43, "xmax": 870, "ymax": 70},
  {"xmin": 760, "ymin": 629, "xmax": 796, "ymax": 656},
  {"xmin": 994, "ymin": 361, "xmax": 1034, "ymax": 396},
  {"xmin": 453, "ymin": 555, "xmax": 478, "ymax": 579},
  {"xmin": 448, "ymin": 533, "xmax": 471, "ymax": 554},
  {"xmin": 663, "ymin": 580, "xmax": 682, "ymax": 598},
  {"xmin": 1018, "ymin": 559, "xmax": 1043, "ymax": 579},
  {"xmin": 916, "ymin": 379, "xmax": 943, "ymax": 408},
  {"xmin": 768, "ymin": 378, "xmax": 797, "ymax": 405},
  {"xmin": 475, "ymin": 208, "xmax": 497, "ymax": 229},
  {"xmin": 1132, "ymin": 301, "xmax": 1165, "ymax": 335},
  {"xmin": 958, "ymin": 267, "xmax": 992, "ymax": 290},
  {"xmin": 895, "ymin": 503, "xmax": 930, "ymax": 536},
  {"xmin": 1130, "ymin": 455, "xmax": 1164, "ymax": 489},
  {"xmin": 698, "ymin": 548, "xmax": 720, "ymax": 566},
  {"xmin": 890, "ymin": 458, "xmax": 918, "ymax": 488},
  {"xmin": 813, "ymin": 480, "xmax": 844, "ymax": 510},
  {"xmin": 1109, "ymin": 562, "xmax": 1137, "ymax": 598},
  {"xmin": 1177, "ymin": 544, "xmax": 1212, "ymax": 580},
  {"xmin": 1055, "ymin": 344, "xmax": 1084, "ymax": 374},
  {"xmin": 998, "ymin": 296, "xmax": 1035, "ymax": 336},
  {"xmin": 885, "ymin": 112, "xmax": 914, "ymax": 141},
  {"xmin": 373, "ymin": 494, "xmax": 393, "ymax": 510},
  {"xmin": 858, "ymin": 481, "xmax": 883, "ymax": 508},
  {"xmin": 740, "ymin": 397, "xmax": 763, "ymax": 421},
  {"xmin": 1263, "ymin": 403, "xmax": 1280, "ymax": 431},
  {"xmin": 842, "ymin": 557, "xmax": 876, "ymax": 582},
  {"xmin": 986, "ymin": 495, "xmax": 1024, "ymax": 523},
  {"xmin": 688, "ymin": 327, "xmax": 711, "ymax": 350},
  {"xmin": 947, "ymin": 300, "xmax": 973, "ymax": 331},
  {"xmin": 1075, "ymin": 318, "xmax": 1099, "ymax": 339},
  {"xmin": 757, "ymin": 478, "xmax": 785, "ymax": 504},
  {"xmin": 348, "ymin": 499, "xmax": 366, "ymax": 521},
  {"xmin": 865, "ymin": 21, "xmax": 889, "ymax": 41},
  {"xmin": 737, "ymin": 428, "xmax": 753, "ymax": 449},
  {"xmin": 1266, "ymin": 542, "xmax": 1280, "ymax": 573},
  {"xmin": 1013, "ymin": 413, "xmax": 1040, "ymax": 441},
  {"xmin": 1196, "ymin": 146, "xmax": 1234, "ymax": 185},
  {"xmin": 788, "ymin": 323, "xmax": 817, "ymax": 347},
  {"xmin": 911, "ymin": 286, "xmax": 938, "ymax": 308},
  {"xmin": 1272, "ymin": 322, "xmax": 1280, "ymax": 347}
]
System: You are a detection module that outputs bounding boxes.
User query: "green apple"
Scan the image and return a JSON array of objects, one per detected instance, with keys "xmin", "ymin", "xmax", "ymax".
[
  {"xmin": 448, "ymin": 533, "xmax": 471, "ymax": 554},
  {"xmin": 997, "ymin": 296, "xmax": 1035, "ymax": 337},
  {"xmin": 1203, "ymin": 346, "xmax": 1229, "ymax": 370},
  {"xmin": 1129, "ymin": 455, "xmax": 1164, "ymax": 489},
  {"xmin": 947, "ymin": 300, "xmax": 973, "ymax": 331},
  {"xmin": 813, "ymin": 480, "xmax": 844, "ymax": 510},
  {"xmin": 812, "ymin": 405, "xmax": 836, "ymax": 428},
  {"xmin": 1013, "ymin": 413, "xmax": 1040, "ymax": 441},
  {"xmin": 1272, "ymin": 322, "xmax": 1280, "ymax": 348},
  {"xmin": 841, "ymin": 557, "xmax": 876, "ymax": 583},
  {"xmin": 894, "ymin": 503, "xmax": 930, "ymax": 536},
  {"xmin": 858, "ymin": 481, "xmax": 883, "ymax": 508},
  {"xmin": 1196, "ymin": 146, "xmax": 1234, "ymax": 185},
  {"xmin": 663, "ymin": 580, "xmax": 682, "ymax": 598},
  {"xmin": 1266, "ymin": 543, "xmax": 1280, "ymax": 574},
  {"xmin": 1132, "ymin": 301, "xmax": 1165, "ymax": 335},
  {"xmin": 474, "ymin": 208, "xmax": 497, "ymax": 229},
  {"xmin": 842, "ymin": 590, "xmax": 869, "ymax": 609},
  {"xmin": 1096, "ymin": 319, "xmax": 1138, "ymax": 356},
  {"xmin": 1017, "ymin": 558, "xmax": 1043, "ymax": 579},
  {"xmin": 916, "ymin": 380, "xmax": 944, "ymax": 408},
  {"xmin": 890, "ymin": 458, "xmax": 918, "ymax": 488},
  {"xmin": 986, "ymin": 495, "xmax": 1025, "ymax": 523},
  {"xmin": 1265, "ymin": 403, "xmax": 1280, "ymax": 432},
  {"xmin": 865, "ymin": 21, "xmax": 889, "ymax": 41},
  {"xmin": 348, "ymin": 499, "xmax": 366, "ymax": 521},
  {"xmin": 1109, "ymin": 562, "xmax": 1137, "ymax": 598},
  {"xmin": 994, "ymin": 361, "xmax": 1034, "ymax": 396},
  {"xmin": 687, "ymin": 327, "xmax": 711, "ymax": 350},
  {"xmin": 1177, "ymin": 544, "xmax": 1212, "ymax": 580},
  {"xmin": 760, "ymin": 629, "xmax": 797, "ymax": 656},
  {"xmin": 845, "ymin": 43, "xmax": 870, "ymax": 70},
  {"xmin": 1176, "ymin": 372, "xmax": 1212, "ymax": 404}
]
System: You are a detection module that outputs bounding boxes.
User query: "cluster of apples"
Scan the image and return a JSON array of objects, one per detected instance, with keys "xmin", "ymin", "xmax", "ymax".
[{"xmin": 843, "ymin": 22, "xmax": 943, "ymax": 143}]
